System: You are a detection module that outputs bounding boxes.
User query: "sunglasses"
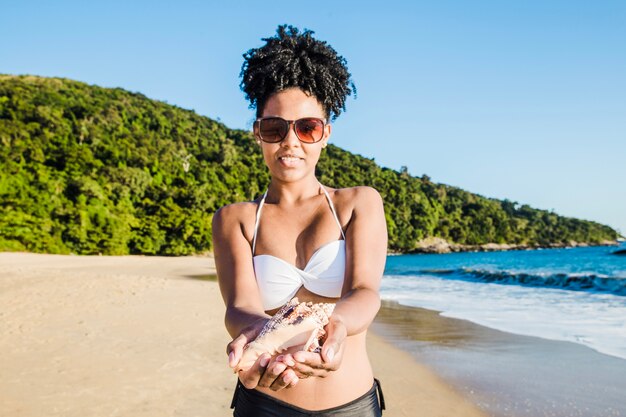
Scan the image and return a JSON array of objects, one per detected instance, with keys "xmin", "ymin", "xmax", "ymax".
[{"xmin": 254, "ymin": 117, "xmax": 326, "ymax": 144}]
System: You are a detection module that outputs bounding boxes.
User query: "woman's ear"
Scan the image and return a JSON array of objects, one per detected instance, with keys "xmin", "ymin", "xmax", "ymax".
[
  {"xmin": 322, "ymin": 123, "xmax": 332, "ymax": 148},
  {"xmin": 252, "ymin": 121, "xmax": 262, "ymax": 145}
]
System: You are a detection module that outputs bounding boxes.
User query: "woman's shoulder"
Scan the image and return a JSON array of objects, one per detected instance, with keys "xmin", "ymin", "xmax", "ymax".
[
  {"xmin": 328, "ymin": 186, "xmax": 385, "ymax": 234},
  {"xmin": 331, "ymin": 185, "xmax": 383, "ymax": 207},
  {"xmin": 327, "ymin": 186, "xmax": 384, "ymax": 227},
  {"xmin": 212, "ymin": 199, "xmax": 261, "ymax": 228}
]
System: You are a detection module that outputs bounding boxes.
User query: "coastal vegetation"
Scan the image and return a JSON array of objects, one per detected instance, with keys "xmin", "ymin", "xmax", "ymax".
[{"xmin": 0, "ymin": 75, "xmax": 620, "ymax": 255}]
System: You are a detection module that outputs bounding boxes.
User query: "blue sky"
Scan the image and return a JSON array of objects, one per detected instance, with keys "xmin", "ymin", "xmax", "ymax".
[{"xmin": 2, "ymin": 0, "xmax": 625, "ymax": 235}]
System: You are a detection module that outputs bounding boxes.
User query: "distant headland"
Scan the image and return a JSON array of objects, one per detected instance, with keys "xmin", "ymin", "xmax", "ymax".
[{"xmin": 407, "ymin": 237, "xmax": 619, "ymax": 255}]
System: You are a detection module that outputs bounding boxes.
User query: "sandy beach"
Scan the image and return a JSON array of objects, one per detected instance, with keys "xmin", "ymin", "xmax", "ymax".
[{"xmin": 0, "ymin": 252, "xmax": 486, "ymax": 417}]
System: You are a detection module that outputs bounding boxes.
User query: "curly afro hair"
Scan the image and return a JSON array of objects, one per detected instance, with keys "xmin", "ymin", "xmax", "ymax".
[{"xmin": 240, "ymin": 25, "xmax": 355, "ymax": 121}]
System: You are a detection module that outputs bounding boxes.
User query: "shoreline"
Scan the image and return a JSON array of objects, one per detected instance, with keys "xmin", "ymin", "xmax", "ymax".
[
  {"xmin": 373, "ymin": 300, "xmax": 626, "ymax": 417},
  {"xmin": 0, "ymin": 253, "xmax": 486, "ymax": 417}
]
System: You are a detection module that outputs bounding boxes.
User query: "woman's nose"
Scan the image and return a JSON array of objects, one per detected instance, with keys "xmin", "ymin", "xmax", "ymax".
[{"xmin": 281, "ymin": 122, "xmax": 301, "ymax": 146}]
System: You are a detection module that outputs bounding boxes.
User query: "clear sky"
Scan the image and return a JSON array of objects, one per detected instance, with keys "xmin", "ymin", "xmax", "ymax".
[{"xmin": 2, "ymin": 0, "xmax": 625, "ymax": 235}]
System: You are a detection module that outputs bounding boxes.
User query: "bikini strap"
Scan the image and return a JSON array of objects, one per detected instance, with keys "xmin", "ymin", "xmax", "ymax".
[
  {"xmin": 320, "ymin": 185, "xmax": 346, "ymax": 240},
  {"xmin": 251, "ymin": 191, "xmax": 267, "ymax": 255}
]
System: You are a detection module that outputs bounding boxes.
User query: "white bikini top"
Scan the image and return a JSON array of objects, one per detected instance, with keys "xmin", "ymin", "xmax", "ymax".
[{"xmin": 252, "ymin": 185, "xmax": 346, "ymax": 311}]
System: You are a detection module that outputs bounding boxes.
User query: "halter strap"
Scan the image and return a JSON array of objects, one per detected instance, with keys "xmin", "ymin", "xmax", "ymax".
[
  {"xmin": 319, "ymin": 186, "xmax": 346, "ymax": 240},
  {"xmin": 252, "ymin": 190, "xmax": 268, "ymax": 256},
  {"xmin": 251, "ymin": 184, "xmax": 345, "ymax": 255}
]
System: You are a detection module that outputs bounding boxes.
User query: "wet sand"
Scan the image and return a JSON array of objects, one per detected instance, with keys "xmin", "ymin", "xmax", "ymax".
[
  {"xmin": 0, "ymin": 253, "xmax": 485, "ymax": 417},
  {"xmin": 372, "ymin": 300, "xmax": 626, "ymax": 417}
]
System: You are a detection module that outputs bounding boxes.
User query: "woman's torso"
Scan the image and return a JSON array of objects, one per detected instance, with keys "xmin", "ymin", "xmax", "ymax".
[{"xmin": 249, "ymin": 185, "xmax": 374, "ymax": 410}]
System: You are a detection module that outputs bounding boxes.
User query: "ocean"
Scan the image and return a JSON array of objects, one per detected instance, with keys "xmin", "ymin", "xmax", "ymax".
[
  {"xmin": 377, "ymin": 242, "xmax": 626, "ymax": 416},
  {"xmin": 381, "ymin": 242, "xmax": 626, "ymax": 360}
]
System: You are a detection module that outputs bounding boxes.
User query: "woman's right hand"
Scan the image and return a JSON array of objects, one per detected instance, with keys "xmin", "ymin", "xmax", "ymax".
[
  {"xmin": 226, "ymin": 318, "xmax": 267, "ymax": 369},
  {"xmin": 240, "ymin": 354, "xmax": 300, "ymax": 391},
  {"xmin": 226, "ymin": 319, "xmax": 299, "ymax": 391}
]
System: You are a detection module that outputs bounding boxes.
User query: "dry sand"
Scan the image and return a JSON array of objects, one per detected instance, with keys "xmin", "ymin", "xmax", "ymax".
[{"xmin": 0, "ymin": 253, "xmax": 485, "ymax": 417}]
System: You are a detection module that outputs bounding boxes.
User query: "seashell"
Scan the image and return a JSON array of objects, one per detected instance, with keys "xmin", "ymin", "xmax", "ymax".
[{"xmin": 235, "ymin": 297, "xmax": 335, "ymax": 373}]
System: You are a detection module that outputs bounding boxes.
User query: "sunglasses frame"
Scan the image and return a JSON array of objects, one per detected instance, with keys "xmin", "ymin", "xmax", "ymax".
[{"xmin": 253, "ymin": 117, "xmax": 327, "ymax": 144}]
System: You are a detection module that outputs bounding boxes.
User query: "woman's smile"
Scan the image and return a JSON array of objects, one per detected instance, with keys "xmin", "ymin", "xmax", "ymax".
[{"xmin": 277, "ymin": 154, "xmax": 304, "ymax": 167}]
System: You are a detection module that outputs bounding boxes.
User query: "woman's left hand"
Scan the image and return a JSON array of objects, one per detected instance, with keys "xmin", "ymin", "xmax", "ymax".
[{"xmin": 289, "ymin": 317, "xmax": 347, "ymax": 378}]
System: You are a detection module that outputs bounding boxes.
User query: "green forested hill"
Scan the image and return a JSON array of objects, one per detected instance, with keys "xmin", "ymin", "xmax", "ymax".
[{"xmin": 0, "ymin": 75, "xmax": 619, "ymax": 255}]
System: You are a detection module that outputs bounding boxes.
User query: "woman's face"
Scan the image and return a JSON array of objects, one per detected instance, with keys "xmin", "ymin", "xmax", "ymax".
[{"xmin": 256, "ymin": 88, "xmax": 331, "ymax": 184}]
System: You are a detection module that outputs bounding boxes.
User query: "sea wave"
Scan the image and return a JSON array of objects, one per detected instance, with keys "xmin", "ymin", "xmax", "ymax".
[{"xmin": 403, "ymin": 268, "xmax": 626, "ymax": 296}]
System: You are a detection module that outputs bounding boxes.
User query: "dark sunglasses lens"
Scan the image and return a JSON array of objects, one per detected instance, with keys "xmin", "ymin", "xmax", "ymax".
[
  {"xmin": 295, "ymin": 118, "xmax": 324, "ymax": 143},
  {"xmin": 259, "ymin": 118, "xmax": 288, "ymax": 143}
]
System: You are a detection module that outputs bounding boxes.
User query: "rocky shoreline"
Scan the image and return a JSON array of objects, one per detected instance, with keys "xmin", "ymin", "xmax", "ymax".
[{"xmin": 402, "ymin": 237, "xmax": 620, "ymax": 255}]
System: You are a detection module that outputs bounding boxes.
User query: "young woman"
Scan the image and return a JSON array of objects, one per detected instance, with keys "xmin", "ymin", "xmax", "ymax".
[{"xmin": 212, "ymin": 25, "xmax": 388, "ymax": 416}]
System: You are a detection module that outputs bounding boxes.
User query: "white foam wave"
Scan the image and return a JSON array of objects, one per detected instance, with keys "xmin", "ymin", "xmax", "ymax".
[{"xmin": 381, "ymin": 274, "xmax": 626, "ymax": 360}]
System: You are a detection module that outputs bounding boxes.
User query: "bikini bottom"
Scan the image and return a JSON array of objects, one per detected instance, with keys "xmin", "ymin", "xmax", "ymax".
[{"xmin": 231, "ymin": 378, "xmax": 385, "ymax": 417}]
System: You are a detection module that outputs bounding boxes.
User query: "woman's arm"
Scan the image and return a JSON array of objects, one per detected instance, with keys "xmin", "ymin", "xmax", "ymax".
[
  {"xmin": 332, "ymin": 185, "xmax": 387, "ymax": 333},
  {"xmin": 212, "ymin": 203, "xmax": 268, "ymax": 338},
  {"xmin": 212, "ymin": 203, "xmax": 299, "ymax": 390}
]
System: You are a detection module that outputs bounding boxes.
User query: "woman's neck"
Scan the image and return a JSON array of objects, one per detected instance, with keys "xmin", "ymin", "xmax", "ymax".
[{"xmin": 266, "ymin": 177, "xmax": 322, "ymax": 205}]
